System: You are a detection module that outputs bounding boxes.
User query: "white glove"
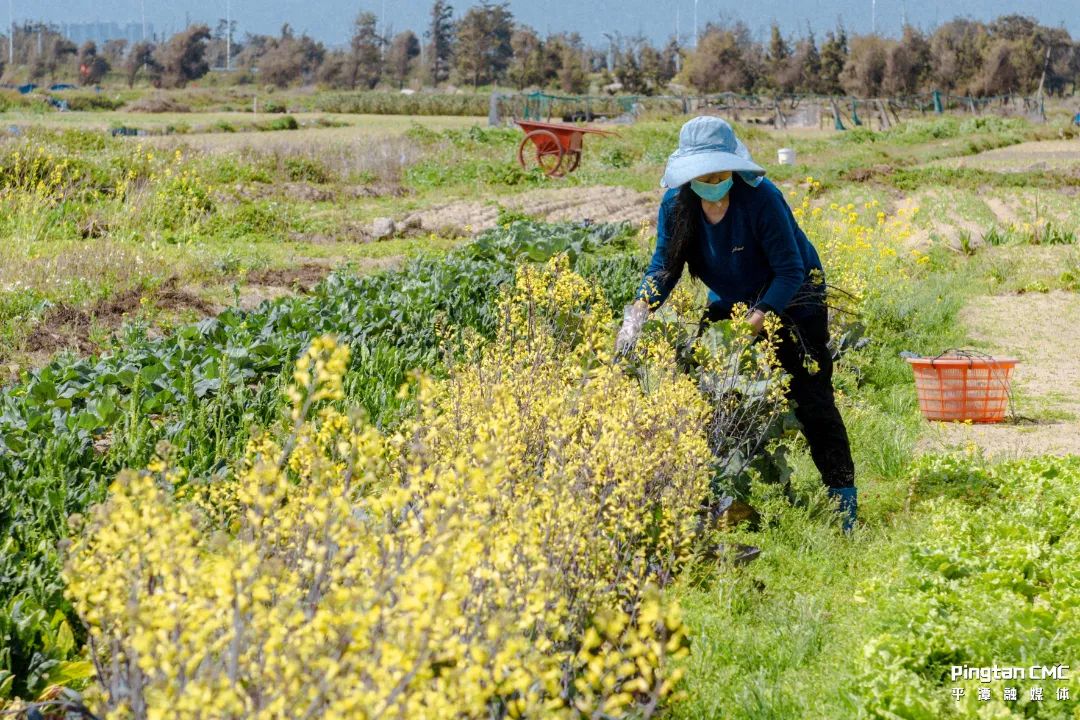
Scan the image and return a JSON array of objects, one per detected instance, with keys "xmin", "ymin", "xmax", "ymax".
[{"xmin": 615, "ymin": 303, "xmax": 649, "ymax": 355}]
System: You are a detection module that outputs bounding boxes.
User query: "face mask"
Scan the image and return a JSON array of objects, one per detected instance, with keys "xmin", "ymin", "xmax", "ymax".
[{"xmin": 690, "ymin": 177, "xmax": 734, "ymax": 202}]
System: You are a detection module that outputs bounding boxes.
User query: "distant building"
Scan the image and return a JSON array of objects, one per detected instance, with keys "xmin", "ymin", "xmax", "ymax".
[{"xmin": 59, "ymin": 21, "xmax": 154, "ymax": 47}]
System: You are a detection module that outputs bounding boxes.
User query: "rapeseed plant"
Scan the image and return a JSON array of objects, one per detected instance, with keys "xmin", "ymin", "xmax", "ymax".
[{"xmin": 65, "ymin": 258, "xmax": 709, "ymax": 718}]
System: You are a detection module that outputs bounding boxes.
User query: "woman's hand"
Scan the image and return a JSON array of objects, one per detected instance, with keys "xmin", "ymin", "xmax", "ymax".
[
  {"xmin": 746, "ymin": 309, "xmax": 766, "ymax": 335},
  {"xmin": 616, "ymin": 300, "xmax": 650, "ymax": 355}
]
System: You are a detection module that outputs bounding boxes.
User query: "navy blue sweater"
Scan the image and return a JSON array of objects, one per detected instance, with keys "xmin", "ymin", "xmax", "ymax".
[{"xmin": 637, "ymin": 178, "xmax": 825, "ymax": 319}]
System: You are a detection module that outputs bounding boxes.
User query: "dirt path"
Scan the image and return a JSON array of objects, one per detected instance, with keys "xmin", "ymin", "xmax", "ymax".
[
  {"xmin": 917, "ymin": 289, "xmax": 1080, "ymax": 457},
  {"xmin": 933, "ymin": 140, "xmax": 1080, "ymax": 173},
  {"xmin": 397, "ymin": 185, "xmax": 662, "ymax": 236}
]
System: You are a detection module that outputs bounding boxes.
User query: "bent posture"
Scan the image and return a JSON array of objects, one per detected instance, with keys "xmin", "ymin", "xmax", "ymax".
[{"xmin": 617, "ymin": 115, "xmax": 857, "ymax": 532}]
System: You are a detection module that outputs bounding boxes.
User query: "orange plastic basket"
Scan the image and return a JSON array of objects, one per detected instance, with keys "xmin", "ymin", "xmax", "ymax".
[{"xmin": 906, "ymin": 354, "xmax": 1017, "ymax": 423}]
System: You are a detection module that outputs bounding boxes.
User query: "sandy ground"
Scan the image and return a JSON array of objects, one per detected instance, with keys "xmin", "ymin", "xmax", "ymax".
[
  {"xmin": 917, "ymin": 290, "xmax": 1080, "ymax": 457},
  {"xmin": 893, "ymin": 189, "xmax": 985, "ymax": 250},
  {"xmin": 397, "ymin": 185, "xmax": 663, "ymax": 235},
  {"xmin": 931, "ymin": 139, "xmax": 1080, "ymax": 173}
]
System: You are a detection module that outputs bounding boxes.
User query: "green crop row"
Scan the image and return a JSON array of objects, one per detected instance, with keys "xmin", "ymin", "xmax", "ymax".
[{"xmin": 0, "ymin": 219, "xmax": 647, "ymax": 700}]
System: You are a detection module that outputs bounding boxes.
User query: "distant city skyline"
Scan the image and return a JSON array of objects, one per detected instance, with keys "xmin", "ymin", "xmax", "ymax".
[{"xmin": 13, "ymin": 0, "xmax": 1079, "ymax": 50}]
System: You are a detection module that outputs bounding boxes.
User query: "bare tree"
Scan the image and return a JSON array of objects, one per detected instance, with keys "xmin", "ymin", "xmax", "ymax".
[
  {"xmin": 77, "ymin": 41, "xmax": 110, "ymax": 85},
  {"xmin": 979, "ymin": 39, "xmax": 1020, "ymax": 95},
  {"xmin": 839, "ymin": 34, "xmax": 890, "ymax": 97},
  {"xmin": 259, "ymin": 26, "xmax": 325, "ymax": 87},
  {"xmin": 124, "ymin": 41, "xmax": 159, "ymax": 87},
  {"xmin": 102, "ymin": 38, "xmax": 128, "ymax": 66},
  {"xmin": 154, "ymin": 24, "xmax": 211, "ymax": 88},
  {"xmin": 883, "ymin": 26, "xmax": 931, "ymax": 94}
]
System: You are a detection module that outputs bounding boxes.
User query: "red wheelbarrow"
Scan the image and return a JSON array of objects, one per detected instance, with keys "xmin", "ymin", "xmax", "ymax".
[{"xmin": 515, "ymin": 119, "xmax": 617, "ymax": 177}]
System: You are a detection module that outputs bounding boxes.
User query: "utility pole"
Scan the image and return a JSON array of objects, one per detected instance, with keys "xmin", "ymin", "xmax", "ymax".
[
  {"xmin": 693, "ymin": 0, "xmax": 699, "ymax": 48},
  {"xmin": 225, "ymin": 0, "xmax": 231, "ymax": 70},
  {"xmin": 140, "ymin": 0, "xmax": 146, "ymax": 42},
  {"xmin": 871, "ymin": 0, "xmax": 876, "ymax": 34},
  {"xmin": 8, "ymin": 0, "xmax": 13, "ymax": 66}
]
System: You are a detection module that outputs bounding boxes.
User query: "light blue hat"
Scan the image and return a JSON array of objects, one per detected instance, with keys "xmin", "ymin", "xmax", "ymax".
[{"xmin": 660, "ymin": 115, "xmax": 766, "ymax": 189}]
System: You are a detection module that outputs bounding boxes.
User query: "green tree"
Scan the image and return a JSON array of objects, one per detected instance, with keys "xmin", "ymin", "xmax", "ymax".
[
  {"xmin": 883, "ymin": 25, "xmax": 931, "ymax": 94},
  {"xmin": 639, "ymin": 42, "xmax": 670, "ymax": 92},
  {"xmin": 426, "ymin": 0, "xmax": 454, "ymax": 85},
  {"xmin": 681, "ymin": 22, "xmax": 758, "ymax": 93},
  {"xmin": 508, "ymin": 26, "xmax": 543, "ymax": 90},
  {"xmin": 819, "ymin": 26, "xmax": 848, "ymax": 94},
  {"xmin": 796, "ymin": 30, "xmax": 822, "ymax": 93},
  {"xmin": 928, "ymin": 19, "xmax": 989, "ymax": 93},
  {"xmin": 979, "ymin": 39, "xmax": 1020, "ymax": 95},
  {"xmin": 614, "ymin": 37, "xmax": 648, "ymax": 94},
  {"xmin": 386, "ymin": 30, "xmax": 421, "ymax": 89},
  {"xmin": 766, "ymin": 23, "xmax": 792, "ymax": 91},
  {"xmin": 542, "ymin": 33, "xmax": 587, "ymax": 93},
  {"xmin": 316, "ymin": 49, "xmax": 353, "ymax": 88},
  {"xmin": 453, "ymin": 1, "xmax": 513, "ymax": 88},
  {"xmin": 350, "ymin": 12, "xmax": 384, "ymax": 89}
]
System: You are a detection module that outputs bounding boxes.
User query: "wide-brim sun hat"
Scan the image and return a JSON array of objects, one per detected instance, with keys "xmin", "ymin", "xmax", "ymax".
[{"xmin": 660, "ymin": 115, "xmax": 766, "ymax": 189}]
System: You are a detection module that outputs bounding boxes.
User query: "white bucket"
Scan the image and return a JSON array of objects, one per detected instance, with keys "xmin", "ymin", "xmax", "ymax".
[{"xmin": 777, "ymin": 148, "xmax": 796, "ymax": 165}]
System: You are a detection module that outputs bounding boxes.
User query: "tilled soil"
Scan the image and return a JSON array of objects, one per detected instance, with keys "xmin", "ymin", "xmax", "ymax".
[
  {"xmin": 397, "ymin": 185, "xmax": 663, "ymax": 236},
  {"xmin": 25, "ymin": 278, "xmax": 214, "ymax": 356}
]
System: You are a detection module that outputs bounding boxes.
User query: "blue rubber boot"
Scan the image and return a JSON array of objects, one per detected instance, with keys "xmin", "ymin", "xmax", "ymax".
[{"xmin": 827, "ymin": 487, "xmax": 857, "ymax": 534}]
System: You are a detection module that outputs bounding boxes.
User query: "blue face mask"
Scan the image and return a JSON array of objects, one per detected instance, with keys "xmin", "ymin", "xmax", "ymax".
[{"xmin": 690, "ymin": 176, "xmax": 734, "ymax": 202}]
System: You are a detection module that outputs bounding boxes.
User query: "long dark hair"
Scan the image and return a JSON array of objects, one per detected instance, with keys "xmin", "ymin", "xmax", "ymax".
[{"xmin": 657, "ymin": 183, "xmax": 706, "ymax": 285}]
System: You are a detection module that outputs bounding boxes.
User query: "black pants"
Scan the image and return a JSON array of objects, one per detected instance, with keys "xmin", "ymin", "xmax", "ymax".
[{"xmin": 703, "ymin": 300, "xmax": 856, "ymax": 490}]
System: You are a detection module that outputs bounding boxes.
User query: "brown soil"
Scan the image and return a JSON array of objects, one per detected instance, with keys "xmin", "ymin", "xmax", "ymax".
[
  {"xmin": 246, "ymin": 264, "xmax": 332, "ymax": 292},
  {"xmin": 917, "ymin": 289, "xmax": 1080, "ymax": 457},
  {"xmin": 893, "ymin": 189, "xmax": 985, "ymax": 251},
  {"xmin": 984, "ymin": 197, "xmax": 1021, "ymax": 227},
  {"xmin": 397, "ymin": 185, "xmax": 662, "ymax": 237},
  {"xmin": 25, "ymin": 278, "xmax": 215, "ymax": 356},
  {"xmin": 845, "ymin": 164, "xmax": 895, "ymax": 183},
  {"xmin": 221, "ymin": 182, "xmax": 406, "ymax": 205},
  {"xmin": 124, "ymin": 95, "xmax": 191, "ymax": 113}
]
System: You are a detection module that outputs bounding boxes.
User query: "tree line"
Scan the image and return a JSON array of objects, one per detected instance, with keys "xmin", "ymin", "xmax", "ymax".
[{"xmin": 4, "ymin": 3, "xmax": 1078, "ymax": 98}]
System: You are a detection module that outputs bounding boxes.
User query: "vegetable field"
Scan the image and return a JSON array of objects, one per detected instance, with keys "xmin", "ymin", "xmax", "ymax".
[{"xmin": 1, "ymin": 108, "xmax": 1079, "ymax": 718}]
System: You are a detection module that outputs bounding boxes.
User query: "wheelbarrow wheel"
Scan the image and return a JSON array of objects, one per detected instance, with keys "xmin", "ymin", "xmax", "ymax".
[
  {"xmin": 518, "ymin": 129, "xmax": 565, "ymax": 177},
  {"xmin": 564, "ymin": 150, "xmax": 581, "ymax": 173}
]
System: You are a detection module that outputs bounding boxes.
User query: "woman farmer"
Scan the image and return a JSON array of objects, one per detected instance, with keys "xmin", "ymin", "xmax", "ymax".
[{"xmin": 615, "ymin": 115, "xmax": 857, "ymax": 532}]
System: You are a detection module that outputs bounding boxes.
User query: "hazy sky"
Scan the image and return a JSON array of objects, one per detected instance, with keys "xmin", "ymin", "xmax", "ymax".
[{"xmin": 28, "ymin": 0, "xmax": 1080, "ymax": 48}]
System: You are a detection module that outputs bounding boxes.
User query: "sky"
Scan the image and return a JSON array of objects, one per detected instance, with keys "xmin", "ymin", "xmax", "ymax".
[{"xmin": 24, "ymin": 0, "xmax": 1080, "ymax": 49}]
